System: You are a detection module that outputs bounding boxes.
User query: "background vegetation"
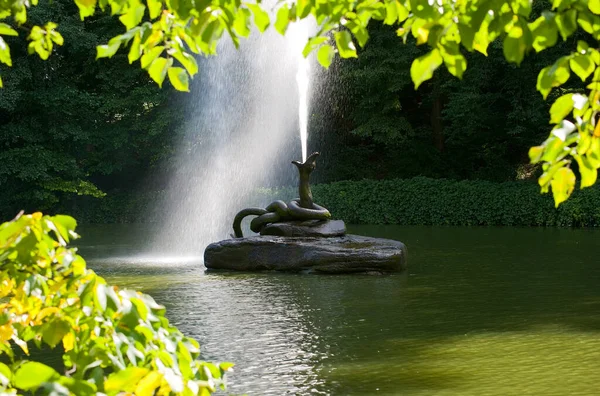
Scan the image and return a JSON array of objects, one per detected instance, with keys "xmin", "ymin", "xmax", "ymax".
[{"xmin": 0, "ymin": 0, "xmax": 596, "ymax": 225}]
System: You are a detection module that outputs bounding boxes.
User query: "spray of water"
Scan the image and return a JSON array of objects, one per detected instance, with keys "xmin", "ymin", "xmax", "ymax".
[
  {"xmin": 296, "ymin": 52, "xmax": 310, "ymax": 162},
  {"xmin": 151, "ymin": 19, "xmax": 314, "ymax": 254}
]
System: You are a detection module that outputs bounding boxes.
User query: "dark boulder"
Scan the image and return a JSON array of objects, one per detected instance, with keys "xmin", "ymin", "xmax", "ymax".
[{"xmin": 204, "ymin": 234, "xmax": 407, "ymax": 274}]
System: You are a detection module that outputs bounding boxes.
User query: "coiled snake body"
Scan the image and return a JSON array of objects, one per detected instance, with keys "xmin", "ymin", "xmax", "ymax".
[{"xmin": 232, "ymin": 152, "xmax": 331, "ymax": 238}]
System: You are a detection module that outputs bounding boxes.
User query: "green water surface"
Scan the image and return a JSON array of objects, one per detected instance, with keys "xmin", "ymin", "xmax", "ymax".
[{"xmin": 77, "ymin": 225, "xmax": 600, "ymax": 395}]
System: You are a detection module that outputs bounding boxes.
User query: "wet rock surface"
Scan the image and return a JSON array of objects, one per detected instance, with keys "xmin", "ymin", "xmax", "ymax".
[
  {"xmin": 260, "ymin": 219, "xmax": 346, "ymax": 237},
  {"xmin": 204, "ymin": 234, "xmax": 407, "ymax": 273}
]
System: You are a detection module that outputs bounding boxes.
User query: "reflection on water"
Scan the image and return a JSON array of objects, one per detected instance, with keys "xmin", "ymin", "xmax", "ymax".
[{"xmin": 76, "ymin": 225, "xmax": 600, "ymax": 395}]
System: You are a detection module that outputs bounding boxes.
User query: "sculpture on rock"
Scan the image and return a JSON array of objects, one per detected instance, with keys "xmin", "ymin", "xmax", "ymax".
[
  {"xmin": 232, "ymin": 152, "xmax": 331, "ymax": 238},
  {"xmin": 206, "ymin": 150, "xmax": 407, "ymax": 273}
]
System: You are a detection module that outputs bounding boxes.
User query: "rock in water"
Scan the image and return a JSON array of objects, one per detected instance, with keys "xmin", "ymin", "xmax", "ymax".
[
  {"xmin": 204, "ymin": 235, "xmax": 407, "ymax": 273},
  {"xmin": 260, "ymin": 219, "xmax": 346, "ymax": 237}
]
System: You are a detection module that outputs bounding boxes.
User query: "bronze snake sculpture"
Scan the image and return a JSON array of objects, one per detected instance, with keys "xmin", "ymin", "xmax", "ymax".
[{"xmin": 232, "ymin": 152, "xmax": 331, "ymax": 238}]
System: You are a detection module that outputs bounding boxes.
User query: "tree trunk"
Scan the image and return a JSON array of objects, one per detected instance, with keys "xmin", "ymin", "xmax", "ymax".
[{"xmin": 431, "ymin": 79, "xmax": 444, "ymax": 152}]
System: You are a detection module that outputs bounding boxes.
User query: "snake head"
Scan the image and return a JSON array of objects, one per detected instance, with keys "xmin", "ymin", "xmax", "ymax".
[{"xmin": 292, "ymin": 152, "xmax": 320, "ymax": 171}]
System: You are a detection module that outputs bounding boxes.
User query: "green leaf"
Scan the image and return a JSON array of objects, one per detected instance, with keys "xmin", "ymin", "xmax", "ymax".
[
  {"xmin": 233, "ymin": 8, "xmax": 251, "ymax": 37},
  {"xmin": 248, "ymin": 4, "xmax": 270, "ymax": 32},
  {"xmin": 556, "ymin": 9, "xmax": 577, "ymax": 40},
  {"xmin": 317, "ymin": 44, "xmax": 334, "ymax": 68},
  {"xmin": 302, "ymin": 36, "xmax": 328, "ymax": 57},
  {"xmin": 0, "ymin": 23, "xmax": 18, "ymax": 36},
  {"xmin": 0, "ymin": 37, "xmax": 12, "ymax": 67},
  {"xmin": 148, "ymin": 57, "xmax": 173, "ymax": 87},
  {"xmin": 440, "ymin": 42, "xmax": 467, "ymax": 79},
  {"xmin": 140, "ymin": 46, "xmax": 164, "ymax": 68},
  {"xmin": 147, "ymin": 0, "xmax": 162, "ymax": 19},
  {"xmin": 274, "ymin": 6, "xmax": 290, "ymax": 35},
  {"xmin": 550, "ymin": 167, "xmax": 575, "ymax": 207},
  {"xmin": 569, "ymin": 55, "xmax": 594, "ymax": 81},
  {"xmin": 577, "ymin": 40, "xmax": 589, "ymax": 54},
  {"xmin": 511, "ymin": 0, "xmax": 532, "ymax": 17},
  {"xmin": 96, "ymin": 43, "xmax": 120, "ymax": 59},
  {"xmin": 297, "ymin": 0, "xmax": 311, "ymax": 19},
  {"xmin": 14, "ymin": 362, "xmax": 58, "ymax": 390},
  {"xmin": 0, "ymin": 362, "xmax": 11, "ymax": 387},
  {"xmin": 119, "ymin": 4, "xmax": 146, "ymax": 30},
  {"xmin": 42, "ymin": 319, "xmax": 70, "ymax": 348},
  {"xmin": 590, "ymin": 0, "xmax": 600, "ymax": 14},
  {"xmin": 549, "ymin": 94, "xmax": 573, "ymax": 124},
  {"xmin": 410, "ymin": 48, "xmax": 443, "ymax": 89},
  {"xmin": 384, "ymin": 0, "xmax": 409, "ymax": 25},
  {"xmin": 577, "ymin": 12, "xmax": 600, "ymax": 36},
  {"xmin": 50, "ymin": 31, "xmax": 64, "ymax": 46},
  {"xmin": 574, "ymin": 155, "xmax": 598, "ymax": 188},
  {"xmin": 105, "ymin": 367, "xmax": 149, "ymax": 393},
  {"xmin": 172, "ymin": 50, "xmax": 198, "ymax": 76},
  {"xmin": 503, "ymin": 21, "xmax": 530, "ymax": 65},
  {"xmin": 529, "ymin": 14, "xmax": 557, "ymax": 52},
  {"xmin": 135, "ymin": 371, "xmax": 163, "ymax": 396},
  {"xmin": 536, "ymin": 58, "xmax": 571, "ymax": 99},
  {"xmin": 167, "ymin": 67, "xmax": 189, "ymax": 91},
  {"xmin": 334, "ymin": 31, "xmax": 357, "ymax": 59},
  {"xmin": 409, "ymin": 0, "xmax": 436, "ymax": 19},
  {"xmin": 128, "ymin": 34, "xmax": 142, "ymax": 63},
  {"xmin": 95, "ymin": 283, "xmax": 107, "ymax": 310},
  {"xmin": 74, "ymin": 0, "xmax": 97, "ymax": 19},
  {"xmin": 529, "ymin": 146, "xmax": 544, "ymax": 163}
]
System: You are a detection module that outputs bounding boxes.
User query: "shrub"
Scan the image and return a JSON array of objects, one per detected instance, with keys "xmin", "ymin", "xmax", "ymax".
[
  {"xmin": 0, "ymin": 212, "xmax": 231, "ymax": 395},
  {"xmin": 311, "ymin": 177, "xmax": 600, "ymax": 227}
]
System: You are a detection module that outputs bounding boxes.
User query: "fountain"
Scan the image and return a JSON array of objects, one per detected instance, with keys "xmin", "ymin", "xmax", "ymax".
[{"xmin": 204, "ymin": 152, "xmax": 407, "ymax": 273}]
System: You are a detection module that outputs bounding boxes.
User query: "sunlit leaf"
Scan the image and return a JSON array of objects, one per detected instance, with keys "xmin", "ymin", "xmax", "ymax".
[
  {"xmin": 569, "ymin": 55, "xmax": 594, "ymax": 81},
  {"xmin": 529, "ymin": 13, "xmax": 557, "ymax": 52},
  {"xmin": 148, "ymin": 57, "xmax": 173, "ymax": 87},
  {"xmin": 440, "ymin": 42, "xmax": 467, "ymax": 79},
  {"xmin": 549, "ymin": 93, "xmax": 573, "ymax": 124},
  {"xmin": 96, "ymin": 43, "xmax": 120, "ymax": 59},
  {"xmin": 274, "ymin": 6, "xmax": 290, "ymax": 35},
  {"xmin": 317, "ymin": 44, "xmax": 334, "ymax": 68},
  {"xmin": 0, "ymin": 23, "xmax": 18, "ymax": 36},
  {"xmin": 550, "ymin": 167, "xmax": 575, "ymax": 207},
  {"xmin": 42, "ymin": 319, "xmax": 70, "ymax": 348},
  {"xmin": 556, "ymin": 9, "xmax": 577, "ymax": 40},
  {"xmin": 536, "ymin": 58, "xmax": 571, "ymax": 99},
  {"xmin": 410, "ymin": 48, "xmax": 443, "ymax": 89},
  {"xmin": 167, "ymin": 66, "xmax": 189, "ymax": 91},
  {"xmin": 248, "ymin": 4, "xmax": 270, "ymax": 32},
  {"xmin": 119, "ymin": 4, "xmax": 146, "ymax": 30},
  {"xmin": 105, "ymin": 367, "xmax": 149, "ymax": 393},
  {"xmin": 140, "ymin": 46, "xmax": 164, "ymax": 68},
  {"xmin": 172, "ymin": 50, "xmax": 198, "ymax": 76},
  {"xmin": 334, "ymin": 31, "xmax": 357, "ymax": 59},
  {"xmin": 147, "ymin": 0, "xmax": 162, "ymax": 19},
  {"xmin": 0, "ymin": 37, "xmax": 12, "ymax": 67},
  {"xmin": 589, "ymin": 0, "xmax": 600, "ymax": 15},
  {"xmin": 14, "ymin": 362, "xmax": 58, "ymax": 390},
  {"xmin": 135, "ymin": 371, "xmax": 163, "ymax": 396},
  {"xmin": 574, "ymin": 155, "xmax": 598, "ymax": 188}
]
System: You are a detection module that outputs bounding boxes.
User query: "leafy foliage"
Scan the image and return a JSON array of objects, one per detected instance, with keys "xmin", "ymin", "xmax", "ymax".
[
  {"xmin": 310, "ymin": 177, "xmax": 600, "ymax": 227},
  {"xmin": 2, "ymin": 0, "xmax": 600, "ymax": 205},
  {"xmin": 0, "ymin": 212, "xmax": 231, "ymax": 395},
  {"xmin": 0, "ymin": 0, "xmax": 181, "ymax": 217}
]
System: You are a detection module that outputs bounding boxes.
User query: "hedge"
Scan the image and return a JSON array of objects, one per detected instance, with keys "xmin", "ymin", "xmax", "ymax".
[
  {"xmin": 311, "ymin": 177, "xmax": 600, "ymax": 227},
  {"xmin": 55, "ymin": 177, "xmax": 600, "ymax": 227}
]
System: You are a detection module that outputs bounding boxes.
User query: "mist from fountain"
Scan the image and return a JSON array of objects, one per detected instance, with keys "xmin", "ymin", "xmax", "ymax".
[{"xmin": 151, "ymin": 19, "xmax": 314, "ymax": 255}]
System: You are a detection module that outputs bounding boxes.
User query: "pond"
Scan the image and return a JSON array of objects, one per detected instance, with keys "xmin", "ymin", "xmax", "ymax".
[{"xmin": 76, "ymin": 225, "xmax": 600, "ymax": 395}]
